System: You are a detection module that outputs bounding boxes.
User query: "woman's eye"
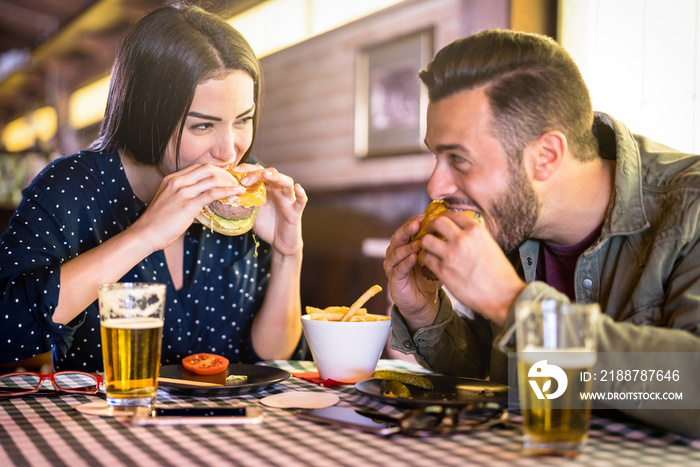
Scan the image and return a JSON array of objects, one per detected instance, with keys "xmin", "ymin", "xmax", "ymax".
[
  {"xmin": 190, "ymin": 122, "xmax": 214, "ymax": 131},
  {"xmin": 236, "ymin": 116, "xmax": 254, "ymax": 126}
]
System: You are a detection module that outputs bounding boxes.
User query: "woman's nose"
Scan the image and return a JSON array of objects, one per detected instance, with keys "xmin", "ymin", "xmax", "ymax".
[{"xmin": 212, "ymin": 130, "xmax": 237, "ymax": 162}]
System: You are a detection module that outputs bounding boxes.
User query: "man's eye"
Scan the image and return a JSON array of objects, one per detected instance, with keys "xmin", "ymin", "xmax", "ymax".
[{"xmin": 450, "ymin": 154, "xmax": 467, "ymax": 165}]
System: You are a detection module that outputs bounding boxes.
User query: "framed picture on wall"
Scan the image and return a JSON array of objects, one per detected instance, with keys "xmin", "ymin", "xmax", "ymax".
[{"xmin": 355, "ymin": 29, "xmax": 433, "ymax": 158}]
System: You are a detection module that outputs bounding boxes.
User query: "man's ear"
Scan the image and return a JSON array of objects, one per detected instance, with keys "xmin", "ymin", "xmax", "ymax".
[{"xmin": 527, "ymin": 130, "xmax": 566, "ymax": 182}]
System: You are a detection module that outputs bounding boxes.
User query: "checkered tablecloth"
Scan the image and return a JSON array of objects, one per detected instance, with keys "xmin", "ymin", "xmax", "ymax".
[{"xmin": 1, "ymin": 360, "xmax": 698, "ymax": 466}]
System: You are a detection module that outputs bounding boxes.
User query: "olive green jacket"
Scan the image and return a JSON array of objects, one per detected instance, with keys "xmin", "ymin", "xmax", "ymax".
[{"xmin": 390, "ymin": 113, "xmax": 700, "ymax": 438}]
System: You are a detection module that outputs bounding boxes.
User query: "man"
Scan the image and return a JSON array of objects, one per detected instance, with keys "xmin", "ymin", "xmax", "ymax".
[{"xmin": 384, "ymin": 29, "xmax": 700, "ymax": 438}]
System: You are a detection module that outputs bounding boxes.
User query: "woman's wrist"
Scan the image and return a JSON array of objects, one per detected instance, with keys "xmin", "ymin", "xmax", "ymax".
[
  {"xmin": 271, "ymin": 240, "xmax": 303, "ymax": 263},
  {"xmin": 125, "ymin": 217, "xmax": 168, "ymax": 256},
  {"xmin": 271, "ymin": 246, "xmax": 303, "ymax": 269}
]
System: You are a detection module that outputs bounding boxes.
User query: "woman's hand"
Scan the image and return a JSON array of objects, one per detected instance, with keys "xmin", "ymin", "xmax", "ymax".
[
  {"xmin": 130, "ymin": 163, "xmax": 244, "ymax": 253},
  {"xmin": 55, "ymin": 163, "xmax": 243, "ymax": 324},
  {"xmin": 234, "ymin": 164, "xmax": 307, "ymax": 257}
]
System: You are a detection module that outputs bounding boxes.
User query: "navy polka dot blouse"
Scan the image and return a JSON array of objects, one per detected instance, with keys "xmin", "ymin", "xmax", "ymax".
[{"xmin": 0, "ymin": 151, "xmax": 271, "ymax": 371}]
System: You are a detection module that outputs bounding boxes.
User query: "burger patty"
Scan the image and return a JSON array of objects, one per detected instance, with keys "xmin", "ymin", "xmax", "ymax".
[{"xmin": 208, "ymin": 200, "xmax": 255, "ymax": 220}]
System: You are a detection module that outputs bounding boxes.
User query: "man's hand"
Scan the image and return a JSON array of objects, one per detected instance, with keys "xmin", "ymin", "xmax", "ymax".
[
  {"xmin": 383, "ymin": 215, "xmax": 442, "ymax": 332},
  {"xmin": 419, "ymin": 211, "xmax": 525, "ymax": 326}
]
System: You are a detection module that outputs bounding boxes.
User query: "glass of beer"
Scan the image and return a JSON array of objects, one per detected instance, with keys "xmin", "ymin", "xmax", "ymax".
[
  {"xmin": 515, "ymin": 300, "xmax": 599, "ymax": 456},
  {"xmin": 98, "ymin": 282, "xmax": 165, "ymax": 416}
]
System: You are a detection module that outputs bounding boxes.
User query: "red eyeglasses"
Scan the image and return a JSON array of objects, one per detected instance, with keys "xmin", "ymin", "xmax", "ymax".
[{"xmin": 0, "ymin": 371, "xmax": 103, "ymax": 397}]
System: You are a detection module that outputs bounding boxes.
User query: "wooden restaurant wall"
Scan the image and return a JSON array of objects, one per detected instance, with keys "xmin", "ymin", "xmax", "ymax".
[{"xmin": 255, "ymin": 0, "xmax": 554, "ymax": 318}]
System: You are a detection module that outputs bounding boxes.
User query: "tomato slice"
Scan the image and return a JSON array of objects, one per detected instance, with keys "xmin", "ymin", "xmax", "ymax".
[{"xmin": 182, "ymin": 353, "xmax": 230, "ymax": 375}]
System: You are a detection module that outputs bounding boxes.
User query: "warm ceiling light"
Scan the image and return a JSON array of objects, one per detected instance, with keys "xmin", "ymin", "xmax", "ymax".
[
  {"xmin": 69, "ymin": 75, "xmax": 110, "ymax": 129},
  {"xmin": 229, "ymin": 0, "xmax": 405, "ymax": 58},
  {"xmin": 229, "ymin": 0, "xmax": 309, "ymax": 58},
  {"xmin": 309, "ymin": 0, "xmax": 404, "ymax": 36},
  {"xmin": 2, "ymin": 106, "xmax": 57, "ymax": 152}
]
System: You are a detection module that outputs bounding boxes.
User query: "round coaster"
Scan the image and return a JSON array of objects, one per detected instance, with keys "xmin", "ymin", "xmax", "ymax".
[
  {"xmin": 260, "ymin": 391, "xmax": 339, "ymax": 409},
  {"xmin": 75, "ymin": 401, "xmax": 114, "ymax": 417}
]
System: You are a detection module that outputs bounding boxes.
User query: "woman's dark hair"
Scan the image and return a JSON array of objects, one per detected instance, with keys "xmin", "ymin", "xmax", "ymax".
[
  {"xmin": 89, "ymin": 4, "xmax": 261, "ymax": 167},
  {"xmin": 419, "ymin": 29, "xmax": 598, "ymax": 163}
]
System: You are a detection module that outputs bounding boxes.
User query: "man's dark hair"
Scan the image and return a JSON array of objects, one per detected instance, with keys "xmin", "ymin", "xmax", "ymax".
[{"xmin": 419, "ymin": 29, "xmax": 598, "ymax": 162}]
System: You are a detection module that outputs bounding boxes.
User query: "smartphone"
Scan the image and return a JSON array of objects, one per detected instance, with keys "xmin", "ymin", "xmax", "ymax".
[
  {"xmin": 297, "ymin": 406, "xmax": 400, "ymax": 436},
  {"xmin": 131, "ymin": 406, "xmax": 264, "ymax": 426}
]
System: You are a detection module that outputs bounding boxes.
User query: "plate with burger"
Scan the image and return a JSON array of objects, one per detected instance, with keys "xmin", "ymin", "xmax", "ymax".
[{"xmin": 196, "ymin": 169, "xmax": 266, "ymax": 236}]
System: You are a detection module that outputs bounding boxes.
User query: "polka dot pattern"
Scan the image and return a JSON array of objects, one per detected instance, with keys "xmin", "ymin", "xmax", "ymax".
[{"xmin": 0, "ymin": 151, "xmax": 271, "ymax": 371}]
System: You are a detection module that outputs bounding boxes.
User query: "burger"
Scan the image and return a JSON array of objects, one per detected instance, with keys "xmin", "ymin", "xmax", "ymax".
[
  {"xmin": 412, "ymin": 200, "xmax": 483, "ymax": 280},
  {"xmin": 196, "ymin": 169, "xmax": 266, "ymax": 236}
]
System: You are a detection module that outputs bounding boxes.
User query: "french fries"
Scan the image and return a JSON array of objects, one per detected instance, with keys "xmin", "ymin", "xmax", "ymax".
[
  {"xmin": 306, "ymin": 306, "xmax": 367, "ymax": 321},
  {"xmin": 306, "ymin": 285, "xmax": 389, "ymax": 322},
  {"xmin": 341, "ymin": 284, "xmax": 382, "ymax": 321}
]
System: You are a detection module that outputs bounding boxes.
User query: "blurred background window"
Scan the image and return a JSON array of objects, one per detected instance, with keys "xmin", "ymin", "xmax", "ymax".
[{"xmin": 560, "ymin": 0, "xmax": 700, "ymax": 154}]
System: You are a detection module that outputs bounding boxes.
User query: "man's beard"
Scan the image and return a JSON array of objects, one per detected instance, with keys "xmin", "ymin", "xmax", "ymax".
[{"xmin": 490, "ymin": 161, "xmax": 540, "ymax": 255}]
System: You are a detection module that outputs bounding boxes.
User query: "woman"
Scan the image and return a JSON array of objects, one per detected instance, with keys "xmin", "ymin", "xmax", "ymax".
[{"xmin": 0, "ymin": 4, "xmax": 307, "ymax": 371}]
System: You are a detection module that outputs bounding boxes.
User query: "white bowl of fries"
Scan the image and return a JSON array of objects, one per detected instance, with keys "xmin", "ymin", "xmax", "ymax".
[{"xmin": 302, "ymin": 285, "xmax": 391, "ymax": 383}]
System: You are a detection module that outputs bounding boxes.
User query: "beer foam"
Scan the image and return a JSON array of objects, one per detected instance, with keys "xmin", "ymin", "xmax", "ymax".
[
  {"xmin": 101, "ymin": 317, "xmax": 164, "ymax": 329},
  {"xmin": 519, "ymin": 346, "xmax": 596, "ymax": 368},
  {"xmin": 99, "ymin": 288, "xmax": 164, "ymax": 316}
]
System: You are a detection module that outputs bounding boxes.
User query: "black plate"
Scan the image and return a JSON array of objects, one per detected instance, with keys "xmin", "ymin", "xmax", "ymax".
[
  {"xmin": 354, "ymin": 374, "xmax": 510, "ymax": 408},
  {"xmin": 158, "ymin": 364, "xmax": 290, "ymax": 397}
]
